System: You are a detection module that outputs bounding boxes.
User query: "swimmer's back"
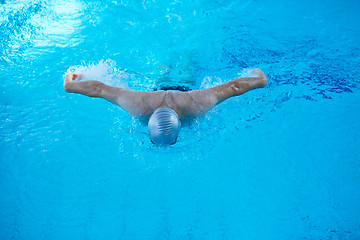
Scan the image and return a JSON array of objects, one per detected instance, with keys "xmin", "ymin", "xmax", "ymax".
[{"xmin": 159, "ymin": 89, "xmax": 218, "ymax": 119}]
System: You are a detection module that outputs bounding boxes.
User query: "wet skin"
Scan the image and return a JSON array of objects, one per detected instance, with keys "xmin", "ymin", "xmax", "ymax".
[{"xmin": 63, "ymin": 68, "xmax": 267, "ymax": 120}]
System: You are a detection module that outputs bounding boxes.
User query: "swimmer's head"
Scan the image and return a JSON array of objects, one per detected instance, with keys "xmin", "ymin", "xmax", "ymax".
[{"xmin": 148, "ymin": 106, "xmax": 181, "ymax": 145}]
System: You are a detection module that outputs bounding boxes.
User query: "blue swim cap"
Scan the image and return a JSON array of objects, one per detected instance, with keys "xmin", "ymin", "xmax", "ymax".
[{"xmin": 148, "ymin": 106, "xmax": 181, "ymax": 145}]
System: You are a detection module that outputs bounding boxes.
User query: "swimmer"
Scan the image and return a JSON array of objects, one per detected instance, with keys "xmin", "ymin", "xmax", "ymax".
[{"xmin": 63, "ymin": 68, "xmax": 267, "ymax": 145}]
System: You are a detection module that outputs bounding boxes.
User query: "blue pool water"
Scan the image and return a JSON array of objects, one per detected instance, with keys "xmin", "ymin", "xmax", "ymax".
[{"xmin": 1, "ymin": 0, "xmax": 360, "ymax": 239}]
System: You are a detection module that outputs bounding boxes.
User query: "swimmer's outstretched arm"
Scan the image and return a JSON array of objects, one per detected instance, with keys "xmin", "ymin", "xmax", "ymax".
[
  {"xmin": 63, "ymin": 73, "xmax": 121, "ymax": 103},
  {"xmin": 184, "ymin": 69, "xmax": 267, "ymax": 116},
  {"xmin": 211, "ymin": 68, "xmax": 267, "ymax": 103},
  {"xmin": 63, "ymin": 73, "xmax": 158, "ymax": 116}
]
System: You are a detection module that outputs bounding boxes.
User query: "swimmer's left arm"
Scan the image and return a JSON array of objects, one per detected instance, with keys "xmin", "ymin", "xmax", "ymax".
[
  {"xmin": 211, "ymin": 68, "xmax": 268, "ymax": 104},
  {"xmin": 185, "ymin": 69, "xmax": 267, "ymax": 116}
]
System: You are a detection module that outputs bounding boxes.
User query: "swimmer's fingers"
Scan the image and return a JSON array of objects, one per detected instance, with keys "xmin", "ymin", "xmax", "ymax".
[{"xmin": 65, "ymin": 73, "xmax": 82, "ymax": 82}]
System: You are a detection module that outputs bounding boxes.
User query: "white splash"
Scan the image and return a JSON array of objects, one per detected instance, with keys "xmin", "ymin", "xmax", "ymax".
[
  {"xmin": 66, "ymin": 59, "xmax": 129, "ymax": 88},
  {"xmin": 200, "ymin": 68, "xmax": 259, "ymax": 89},
  {"xmin": 240, "ymin": 68, "xmax": 259, "ymax": 78},
  {"xmin": 200, "ymin": 76, "xmax": 225, "ymax": 89}
]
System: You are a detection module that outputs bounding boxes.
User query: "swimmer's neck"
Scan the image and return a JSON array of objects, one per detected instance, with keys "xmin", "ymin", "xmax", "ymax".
[{"xmin": 137, "ymin": 113, "xmax": 200, "ymax": 126}]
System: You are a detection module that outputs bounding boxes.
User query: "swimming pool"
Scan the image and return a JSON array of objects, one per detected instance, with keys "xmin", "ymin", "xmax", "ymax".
[{"xmin": 1, "ymin": 0, "xmax": 359, "ymax": 239}]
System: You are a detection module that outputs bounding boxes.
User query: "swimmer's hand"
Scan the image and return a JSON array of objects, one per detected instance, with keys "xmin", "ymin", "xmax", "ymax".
[
  {"xmin": 248, "ymin": 68, "xmax": 267, "ymax": 88},
  {"xmin": 63, "ymin": 73, "xmax": 82, "ymax": 92}
]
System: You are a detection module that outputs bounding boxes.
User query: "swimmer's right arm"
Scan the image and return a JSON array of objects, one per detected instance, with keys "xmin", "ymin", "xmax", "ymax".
[
  {"xmin": 63, "ymin": 73, "xmax": 121, "ymax": 104},
  {"xmin": 63, "ymin": 73, "xmax": 156, "ymax": 116}
]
